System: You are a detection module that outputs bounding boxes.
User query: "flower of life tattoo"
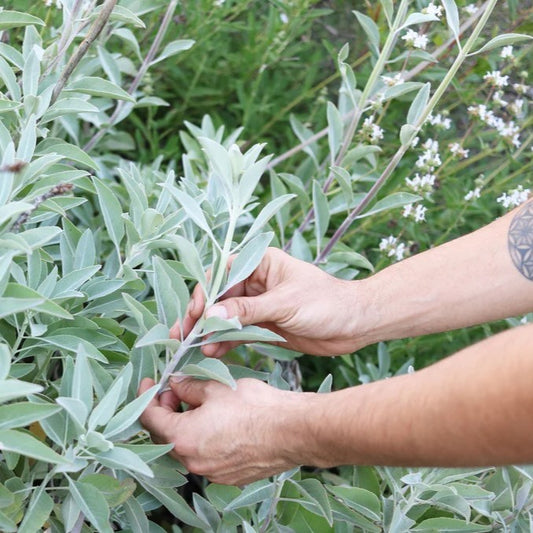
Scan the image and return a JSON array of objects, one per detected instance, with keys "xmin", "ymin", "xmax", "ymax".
[{"xmin": 508, "ymin": 200, "xmax": 533, "ymax": 281}]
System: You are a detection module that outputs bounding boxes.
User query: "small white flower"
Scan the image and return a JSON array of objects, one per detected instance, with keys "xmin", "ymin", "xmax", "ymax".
[
  {"xmin": 405, "ymin": 173, "xmax": 436, "ymax": 197},
  {"xmin": 500, "ymin": 45, "xmax": 514, "ymax": 59},
  {"xmin": 508, "ymin": 98, "xmax": 524, "ymax": 118},
  {"xmin": 464, "ymin": 187, "xmax": 481, "ymax": 201},
  {"xmin": 416, "ymin": 138, "xmax": 442, "ymax": 170},
  {"xmin": 411, "ymin": 136, "xmax": 420, "ymax": 148},
  {"xmin": 483, "ymin": 70, "xmax": 509, "ymax": 88},
  {"xmin": 402, "ymin": 203, "xmax": 427, "ymax": 223},
  {"xmin": 422, "ymin": 2, "xmax": 443, "ymax": 18},
  {"xmin": 492, "ymin": 90, "xmax": 507, "ymax": 108},
  {"xmin": 379, "ymin": 236, "xmax": 406, "ymax": 262},
  {"xmin": 402, "ymin": 29, "xmax": 429, "ymax": 50},
  {"xmin": 362, "ymin": 117, "xmax": 384, "ymax": 144},
  {"xmin": 427, "ymin": 113, "xmax": 451, "ymax": 130},
  {"xmin": 513, "ymin": 83, "xmax": 529, "ymax": 95},
  {"xmin": 382, "ymin": 73, "xmax": 404, "ymax": 87},
  {"xmin": 464, "ymin": 4, "xmax": 478, "ymax": 15},
  {"xmin": 280, "ymin": 12, "xmax": 289, "ymax": 24},
  {"xmin": 448, "ymin": 142, "xmax": 469, "ymax": 159},
  {"xmin": 214, "ymin": 0, "xmax": 226, "ymax": 5},
  {"xmin": 496, "ymin": 185, "xmax": 530, "ymax": 209}
]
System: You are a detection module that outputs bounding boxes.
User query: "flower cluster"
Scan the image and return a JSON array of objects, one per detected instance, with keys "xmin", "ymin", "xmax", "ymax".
[
  {"xmin": 416, "ymin": 138, "xmax": 442, "ymax": 171},
  {"xmin": 483, "ymin": 70, "xmax": 509, "ymax": 89},
  {"xmin": 464, "ymin": 4, "xmax": 478, "ymax": 15},
  {"xmin": 496, "ymin": 185, "xmax": 531, "ymax": 209},
  {"xmin": 361, "ymin": 117, "xmax": 384, "ymax": 144},
  {"xmin": 401, "ymin": 29, "xmax": 429, "ymax": 50},
  {"xmin": 427, "ymin": 113, "xmax": 451, "ymax": 130},
  {"xmin": 402, "ymin": 203, "xmax": 427, "ymax": 222},
  {"xmin": 379, "ymin": 235, "xmax": 407, "ymax": 261},
  {"xmin": 405, "ymin": 173, "xmax": 436, "ymax": 198},
  {"xmin": 464, "ymin": 187, "xmax": 482, "ymax": 202},
  {"xmin": 422, "ymin": 2, "xmax": 443, "ymax": 18},
  {"xmin": 382, "ymin": 73, "xmax": 404, "ymax": 87},
  {"xmin": 448, "ymin": 142, "xmax": 469, "ymax": 159},
  {"xmin": 468, "ymin": 104, "xmax": 521, "ymax": 148}
]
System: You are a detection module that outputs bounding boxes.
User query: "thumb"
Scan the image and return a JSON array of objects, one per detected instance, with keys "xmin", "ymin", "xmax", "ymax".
[
  {"xmin": 169, "ymin": 377, "xmax": 219, "ymax": 407},
  {"xmin": 206, "ymin": 292, "xmax": 279, "ymax": 327}
]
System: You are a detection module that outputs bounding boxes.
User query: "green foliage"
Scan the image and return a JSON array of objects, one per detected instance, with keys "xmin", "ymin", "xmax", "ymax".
[{"xmin": 0, "ymin": 0, "xmax": 531, "ymax": 531}]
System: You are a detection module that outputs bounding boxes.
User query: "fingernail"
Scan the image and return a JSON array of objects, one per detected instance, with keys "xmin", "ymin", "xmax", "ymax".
[
  {"xmin": 170, "ymin": 372, "xmax": 187, "ymax": 384},
  {"xmin": 206, "ymin": 305, "xmax": 228, "ymax": 319}
]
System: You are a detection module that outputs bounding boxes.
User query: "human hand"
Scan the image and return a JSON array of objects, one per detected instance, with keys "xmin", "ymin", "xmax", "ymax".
[
  {"xmin": 138, "ymin": 376, "xmax": 308, "ymax": 485},
  {"xmin": 171, "ymin": 247, "xmax": 366, "ymax": 357}
]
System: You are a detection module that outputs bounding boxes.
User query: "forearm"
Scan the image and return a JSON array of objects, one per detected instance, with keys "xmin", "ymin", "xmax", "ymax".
[
  {"xmin": 356, "ymin": 200, "xmax": 533, "ymax": 344},
  {"xmin": 288, "ymin": 323, "xmax": 533, "ymax": 468}
]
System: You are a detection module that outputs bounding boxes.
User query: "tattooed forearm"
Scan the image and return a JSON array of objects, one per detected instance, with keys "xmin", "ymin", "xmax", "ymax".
[{"xmin": 508, "ymin": 199, "xmax": 533, "ymax": 281}]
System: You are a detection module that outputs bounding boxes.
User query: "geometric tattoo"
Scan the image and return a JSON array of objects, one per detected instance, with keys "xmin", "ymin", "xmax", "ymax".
[{"xmin": 508, "ymin": 200, "xmax": 533, "ymax": 281}]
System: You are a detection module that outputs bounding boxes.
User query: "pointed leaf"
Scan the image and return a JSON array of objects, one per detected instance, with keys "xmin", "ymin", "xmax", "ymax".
[
  {"xmin": 0, "ymin": 429, "xmax": 69, "ymax": 464},
  {"xmin": 181, "ymin": 359, "xmax": 237, "ymax": 390},
  {"xmin": 68, "ymin": 479, "xmax": 113, "ymax": 533}
]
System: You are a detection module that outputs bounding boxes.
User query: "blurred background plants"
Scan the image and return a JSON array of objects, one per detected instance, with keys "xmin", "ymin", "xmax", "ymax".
[{"xmin": 0, "ymin": 0, "xmax": 531, "ymax": 531}]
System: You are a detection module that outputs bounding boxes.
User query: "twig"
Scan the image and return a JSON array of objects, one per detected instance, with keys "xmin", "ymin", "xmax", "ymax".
[
  {"xmin": 11, "ymin": 184, "xmax": 74, "ymax": 232},
  {"xmin": 83, "ymin": 0, "xmax": 179, "ymax": 153},
  {"xmin": 50, "ymin": 0, "xmax": 118, "ymax": 105}
]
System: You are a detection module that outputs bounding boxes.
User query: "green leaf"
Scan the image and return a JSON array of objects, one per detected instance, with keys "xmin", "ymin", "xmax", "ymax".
[
  {"xmin": 201, "ymin": 316, "xmax": 242, "ymax": 335},
  {"xmin": 135, "ymin": 323, "xmax": 173, "ymax": 348},
  {"xmin": 95, "ymin": 446, "xmax": 153, "ymax": 477},
  {"xmin": 17, "ymin": 114, "xmax": 37, "ymax": 161},
  {"xmin": 225, "ymin": 232, "xmax": 273, "ymax": 292},
  {"xmin": 123, "ymin": 497, "xmax": 150, "ymax": 533},
  {"xmin": 72, "ymin": 345, "xmax": 93, "ymax": 413},
  {"xmin": 56, "ymin": 397, "xmax": 88, "ymax": 430},
  {"xmin": 399, "ymin": 12, "xmax": 440, "ymax": 30},
  {"xmin": 153, "ymin": 257, "xmax": 189, "ymax": 327},
  {"xmin": 68, "ymin": 478, "xmax": 113, "ymax": 533},
  {"xmin": 225, "ymin": 479, "xmax": 276, "ymax": 510},
  {"xmin": 327, "ymin": 486, "xmax": 381, "ymax": 521},
  {"xmin": 317, "ymin": 374, "xmax": 333, "ymax": 393},
  {"xmin": 0, "ymin": 11, "xmax": 44, "ymax": 31},
  {"xmin": 93, "ymin": 177, "xmax": 125, "ymax": 254},
  {"xmin": 357, "ymin": 192, "xmax": 422, "ymax": 219},
  {"xmin": 0, "ymin": 429, "xmax": 69, "ymax": 464},
  {"xmin": 400, "ymin": 123, "xmax": 418, "ymax": 146},
  {"xmin": 22, "ymin": 48, "xmax": 40, "ymax": 98},
  {"xmin": 166, "ymin": 186, "xmax": 213, "ymax": 238},
  {"xmin": 412, "ymin": 517, "xmax": 491, "ymax": 532},
  {"xmin": 152, "ymin": 39, "xmax": 195, "ymax": 65},
  {"xmin": 383, "ymin": 81, "xmax": 423, "ymax": 101},
  {"xmin": 407, "ymin": 82, "xmax": 430, "ymax": 125},
  {"xmin": 328, "ymin": 251, "xmax": 374, "ymax": 271},
  {"xmin": 104, "ymin": 384, "xmax": 159, "ymax": 439},
  {"xmin": 293, "ymin": 478, "xmax": 333, "ymax": 525},
  {"xmin": 88, "ymin": 376, "xmax": 125, "ymax": 430},
  {"xmin": 81, "ymin": 474, "xmax": 136, "ymax": 508},
  {"xmin": 0, "ymin": 98, "xmax": 21, "ymax": 113},
  {"xmin": 18, "ymin": 487, "xmax": 54, "ymax": 533},
  {"xmin": 441, "ymin": 0, "xmax": 460, "ymax": 40},
  {"xmin": 244, "ymin": 194, "xmax": 295, "ymax": 243},
  {"xmin": 180, "ymin": 359, "xmax": 237, "ymax": 390},
  {"xmin": 0, "ymin": 344, "xmax": 10, "ymax": 380},
  {"xmin": 41, "ymin": 98, "xmax": 99, "ymax": 123},
  {"xmin": 470, "ymin": 33, "xmax": 533, "ymax": 55},
  {"xmin": 3, "ymin": 283, "xmax": 72, "ymax": 319},
  {"xmin": 313, "ymin": 181, "xmax": 330, "ymax": 250},
  {"xmin": 172, "ymin": 235, "xmax": 207, "ymax": 288},
  {"xmin": 353, "ymin": 11, "xmax": 380, "ymax": 53},
  {"xmin": 0, "ymin": 201, "xmax": 32, "ymax": 226},
  {"xmin": 326, "ymin": 102, "xmax": 343, "ymax": 160},
  {"xmin": 0, "ymin": 402, "xmax": 61, "ymax": 430},
  {"xmin": 207, "ymin": 325, "xmax": 285, "ymax": 344},
  {"xmin": 199, "ymin": 137, "xmax": 233, "ymax": 184},
  {"xmin": 0, "ymin": 380, "xmax": 42, "ymax": 403},
  {"xmin": 38, "ymin": 139, "xmax": 98, "ymax": 171},
  {"xmin": 66, "ymin": 77, "xmax": 135, "ymax": 102},
  {"xmin": 139, "ymin": 480, "xmax": 206, "ymax": 528}
]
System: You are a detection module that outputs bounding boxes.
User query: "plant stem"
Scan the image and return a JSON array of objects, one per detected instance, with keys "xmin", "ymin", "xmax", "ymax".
[
  {"xmin": 83, "ymin": 0, "xmax": 178, "ymax": 153},
  {"xmin": 158, "ymin": 212, "xmax": 237, "ymax": 390},
  {"xmin": 315, "ymin": 0, "xmax": 499, "ymax": 264},
  {"xmin": 50, "ymin": 0, "xmax": 118, "ymax": 105}
]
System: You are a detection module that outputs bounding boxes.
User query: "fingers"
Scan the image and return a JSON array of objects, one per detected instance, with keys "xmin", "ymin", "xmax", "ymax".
[
  {"xmin": 170, "ymin": 283, "xmax": 206, "ymax": 339},
  {"xmin": 138, "ymin": 378, "xmax": 178, "ymax": 442},
  {"xmin": 169, "ymin": 376, "xmax": 224, "ymax": 407},
  {"xmin": 205, "ymin": 291, "xmax": 280, "ymax": 327}
]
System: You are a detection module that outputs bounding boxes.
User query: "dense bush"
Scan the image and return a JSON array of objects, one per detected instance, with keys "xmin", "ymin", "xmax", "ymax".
[{"xmin": 0, "ymin": 0, "xmax": 531, "ymax": 531}]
